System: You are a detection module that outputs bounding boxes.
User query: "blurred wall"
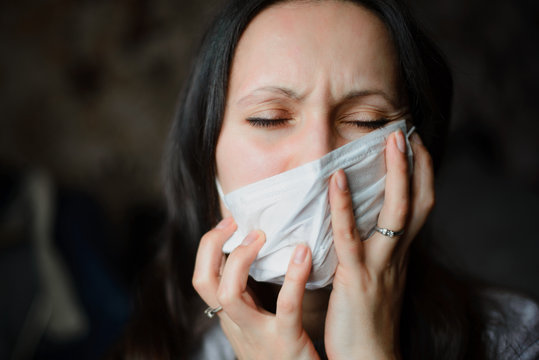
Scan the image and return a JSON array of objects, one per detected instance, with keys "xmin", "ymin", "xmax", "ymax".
[
  {"xmin": 0, "ymin": 1, "xmax": 227, "ymax": 358},
  {"xmin": 409, "ymin": 0, "xmax": 539, "ymax": 298},
  {"xmin": 0, "ymin": 0, "xmax": 225, "ymax": 225}
]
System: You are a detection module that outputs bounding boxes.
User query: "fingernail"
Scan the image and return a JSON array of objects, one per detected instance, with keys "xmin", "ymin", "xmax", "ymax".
[
  {"xmin": 395, "ymin": 130, "xmax": 406, "ymax": 153},
  {"xmin": 241, "ymin": 231, "xmax": 259, "ymax": 246},
  {"xmin": 410, "ymin": 132, "xmax": 423, "ymax": 145},
  {"xmin": 216, "ymin": 217, "xmax": 233, "ymax": 229},
  {"xmin": 293, "ymin": 244, "xmax": 308, "ymax": 264},
  {"xmin": 336, "ymin": 169, "xmax": 348, "ymax": 192}
]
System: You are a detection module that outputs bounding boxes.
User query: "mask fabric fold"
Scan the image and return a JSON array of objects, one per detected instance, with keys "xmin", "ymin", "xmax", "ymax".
[{"xmin": 218, "ymin": 120, "xmax": 414, "ymax": 289}]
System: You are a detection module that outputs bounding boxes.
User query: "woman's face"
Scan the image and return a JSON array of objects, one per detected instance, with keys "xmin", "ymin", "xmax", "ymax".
[{"xmin": 216, "ymin": 1, "xmax": 405, "ymax": 200}]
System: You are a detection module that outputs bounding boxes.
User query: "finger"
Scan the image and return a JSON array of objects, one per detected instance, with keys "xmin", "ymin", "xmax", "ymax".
[
  {"xmin": 192, "ymin": 217, "xmax": 237, "ymax": 306},
  {"xmin": 329, "ymin": 169, "xmax": 363, "ymax": 270},
  {"xmin": 365, "ymin": 130, "xmax": 409, "ymax": 269},
  {"xmin": 402, "ymin": 133, "xmax": 435, "ymax": 248},
  {"xmin": 217, "ymin": 230, "xmax": 266, "ymax": 326},
  {"xmin": 276, "ymin": 244, "xmax": 312, "ymax": 339}
]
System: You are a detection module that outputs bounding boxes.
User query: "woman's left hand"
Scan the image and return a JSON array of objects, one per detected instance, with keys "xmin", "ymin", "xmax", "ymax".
[{"xmin": 324, "ymin": 130, "xmax": 434, "ymax": 360}]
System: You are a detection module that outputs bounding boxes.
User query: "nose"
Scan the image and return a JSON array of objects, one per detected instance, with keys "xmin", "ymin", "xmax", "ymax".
[{"xmin": 287, "ymin": 114, "xmax": 335, "ymax": 169}]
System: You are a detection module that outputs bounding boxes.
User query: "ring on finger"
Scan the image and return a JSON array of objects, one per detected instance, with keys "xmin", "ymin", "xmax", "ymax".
[
  {"xmin": 204, "ymin": 305, "xmax": 223, "ymax": 319},
  {"xmin": 374, "ymin": 225, "xmax": 404, "ymax": 238}
]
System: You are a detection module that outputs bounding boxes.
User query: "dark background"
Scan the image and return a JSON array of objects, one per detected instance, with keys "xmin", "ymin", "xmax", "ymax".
[{"xmin": 1, "ymin": 0, "xmax": 538, "ymax": 359}]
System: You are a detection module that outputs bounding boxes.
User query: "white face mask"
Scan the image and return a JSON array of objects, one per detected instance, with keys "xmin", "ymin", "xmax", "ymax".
[{"xmin": 217, "ymin": 120, "xmax": 414, "ymax": 289}]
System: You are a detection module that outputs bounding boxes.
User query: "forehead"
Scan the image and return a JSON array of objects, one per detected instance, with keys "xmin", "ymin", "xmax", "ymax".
[{"xmin": 228, "ymin": 1, "xmax": 400, "ymax": 102}]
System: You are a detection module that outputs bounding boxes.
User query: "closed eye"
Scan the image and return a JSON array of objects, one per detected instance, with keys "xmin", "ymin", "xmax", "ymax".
[
  {"xmin": 341, "ymin": 118, "xmax": 390, "ymax": 130},
  {"xmin": 246, "ymin": 117, "xmax": 291, "ymax": 128},
  {"xmin": 247, "ymin": 117, "xmax": 391, "ymax": 129}
]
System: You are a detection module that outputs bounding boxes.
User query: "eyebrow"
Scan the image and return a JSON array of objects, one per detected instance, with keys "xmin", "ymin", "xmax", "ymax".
[
  {"xmin": 341, "ymin": 89, "xmax": 398, "ymax": 108},
  {"xmin": 236, "ymin": 86, "xmax": 397, "ymax": 107}
]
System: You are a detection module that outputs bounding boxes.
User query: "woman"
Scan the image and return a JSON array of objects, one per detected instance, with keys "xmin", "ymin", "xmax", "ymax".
[{"xmin": 114, "ymin": 0, "xmax": 539, "ymax": 359}]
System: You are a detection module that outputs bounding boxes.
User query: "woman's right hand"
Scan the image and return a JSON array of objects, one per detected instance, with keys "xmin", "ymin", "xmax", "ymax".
[{"xmin": 192, "ymin": 219, "xmax": 320, "ymax": 360}]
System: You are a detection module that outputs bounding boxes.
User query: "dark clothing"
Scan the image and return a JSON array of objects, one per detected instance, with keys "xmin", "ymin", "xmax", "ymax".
[{"xmin": 481, "ymin": 289, "xmax": 539, "ymax": 359}]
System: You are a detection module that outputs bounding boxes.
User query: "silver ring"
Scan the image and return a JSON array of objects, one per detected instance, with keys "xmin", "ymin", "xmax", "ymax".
[
  {"xmin": 374, "ymin": 225, "xmax": 404, "ymax": 238},
  {"xmin": 204, "ymin": 305, "xmax": 222, "ymax": 319}
]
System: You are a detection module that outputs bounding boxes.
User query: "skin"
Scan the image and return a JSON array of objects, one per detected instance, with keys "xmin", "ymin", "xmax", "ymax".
[{"xmin": 192, "ymin": 1, "xmax": 435, "ymax": 359}]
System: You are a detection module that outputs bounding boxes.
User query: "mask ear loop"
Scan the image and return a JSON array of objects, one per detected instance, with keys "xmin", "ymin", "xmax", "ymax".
[
  {"xmin": 215, "ymin": 179, "xmax": 225, "ymax": 200},
  {"xmin": 215, "ymin": 179, "xmax": 234, "ymax": 216},
  {"xmin": 405, "ymin": 125, "xmax": 416, "ymax": 174},
  {"xmin": 406, "ymin": 125, "xmax": 416, "ymax": 138}
]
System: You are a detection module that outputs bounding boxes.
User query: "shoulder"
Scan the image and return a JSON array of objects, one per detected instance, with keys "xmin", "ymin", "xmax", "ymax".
[{"xmin": 479, "ymin": 288, "xmax": 539, "ymax": 359}]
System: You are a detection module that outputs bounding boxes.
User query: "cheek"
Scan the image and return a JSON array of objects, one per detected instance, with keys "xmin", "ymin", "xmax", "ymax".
[{"xmin": 216, "ymin": 131, "xmax": 290, "ymax": 193}]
